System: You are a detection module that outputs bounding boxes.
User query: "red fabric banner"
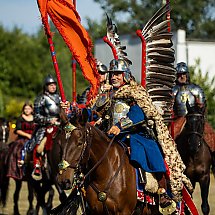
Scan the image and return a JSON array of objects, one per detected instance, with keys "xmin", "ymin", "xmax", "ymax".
[{"xmin": 37, "ymin": 0, "xmax": 99, "ymax": 99}]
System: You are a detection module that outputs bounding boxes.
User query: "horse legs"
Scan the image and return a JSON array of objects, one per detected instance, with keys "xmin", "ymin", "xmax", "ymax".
[
  {"xmin": 13, "ymin": 180, "xmax": 22, "ymax": 215},
  {"xmin": 27, "ymin": 181, "xmax": 35, "ymax": 215},
  {"xmin": 199, "ymin": 175, "xmax": 210, "ymax": 215},
  {"xmin": 41, "ymin": 181, "xmax": 55, "ymax": 213},
  {"xmin": 33, "ymin": 180, "xmax": 54, "ymax": 215},
  {"xmin": 54, "ymin": 182, "xmax": 67, "ymax": 203}
]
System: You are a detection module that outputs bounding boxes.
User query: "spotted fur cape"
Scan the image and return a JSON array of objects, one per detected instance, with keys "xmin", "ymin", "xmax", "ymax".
[{"xmin": 114, "ymin": 80, "xmax": 193, "ymax": 202}]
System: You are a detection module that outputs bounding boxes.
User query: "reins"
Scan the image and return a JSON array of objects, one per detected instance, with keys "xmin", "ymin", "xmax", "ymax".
[
  {"xmin": 83, "ymin": 134, "xmax": 116, "ymax": 180},
  {"xmin": 186, "ymin": 113, "xmax": 205, "ymax": 139}
]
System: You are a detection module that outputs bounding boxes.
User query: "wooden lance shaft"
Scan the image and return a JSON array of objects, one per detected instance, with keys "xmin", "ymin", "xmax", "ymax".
[
  {"xmin": 47, "ymin": 37, "xmax": 66, "ymax": 102},
  {"xmin": 72, "ymin": 0, "xmax": 77, "ymax": 104}
]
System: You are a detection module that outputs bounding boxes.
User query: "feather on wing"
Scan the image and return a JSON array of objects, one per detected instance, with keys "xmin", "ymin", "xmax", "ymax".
[
  {"xmin": 106, "ymin": 14, "xmax": 132, "ymax": 66},
  {"xmin": 141, "ymin": 3, "xmax": 176, "ymax": 122}
]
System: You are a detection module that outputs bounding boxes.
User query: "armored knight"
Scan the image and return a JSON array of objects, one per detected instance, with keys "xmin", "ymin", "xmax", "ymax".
[
  {"xmin": 172, "ymin": 62, "xmax": 206, "ymax": 117},
  {"xmin": 31, "ymin": 74, "xmax": 61, "ymax": 180},
  {"xmin": 77, "ymin": 61, "xmax": 111, "ymax": 107},
  {"xmin": 103, "ymin": 58, "xmax": 177, "ymax": 212}
]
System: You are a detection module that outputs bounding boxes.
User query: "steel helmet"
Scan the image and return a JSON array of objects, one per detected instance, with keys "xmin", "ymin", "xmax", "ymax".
[
  {"xmin": 43, "ymin": 74, "xmax": 57, "ymax": 92},
  {"xmin": 109, "ymin": 59, "xmax": 131, "ymax": 83},
  {"xmin": 176, "ymin": 62, "xmax": 189, "ymax": 74},
  {"xmin": 44, "ymin": 74, "xmax": 57, "ymax": 86},
  {"xmin": 176, "ymin": 62, "xmax": 190, "ymax": 83},
  {"xmin": 97, "ymin": 64, "xmax": 108, "ymax": 74}
]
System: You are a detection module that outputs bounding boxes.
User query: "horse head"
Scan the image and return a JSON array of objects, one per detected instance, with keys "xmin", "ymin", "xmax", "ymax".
[
  {"xmin": 185, "ymin": 102, "xmax": 205, "ymax": 153},
  {"xmin": 57, "ymin": 108, "xmax": 89, "ymax": 190}
]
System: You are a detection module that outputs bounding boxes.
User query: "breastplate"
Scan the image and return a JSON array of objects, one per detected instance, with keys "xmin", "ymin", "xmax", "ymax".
[
  {"xmin": 43, "ymin": 94, "xmax": 61, "ymax": 117},
  {"xmin": 174, "ymin": 86, "xmax": 196, "ymax": 116},
  {"xmin": 112, "ymin": 100, "xmax": 130, "ymax": 126}
]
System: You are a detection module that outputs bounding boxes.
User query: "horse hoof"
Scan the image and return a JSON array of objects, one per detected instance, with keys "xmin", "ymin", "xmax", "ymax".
[{"xmin": 27, "ymin": 209, "xmax": 36, "ymax": 215}]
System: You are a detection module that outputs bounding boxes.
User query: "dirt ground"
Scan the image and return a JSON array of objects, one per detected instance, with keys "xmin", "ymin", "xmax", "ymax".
[{"xmin": 1, "ymin": 175, "xmax": 215, "ymax": 215}]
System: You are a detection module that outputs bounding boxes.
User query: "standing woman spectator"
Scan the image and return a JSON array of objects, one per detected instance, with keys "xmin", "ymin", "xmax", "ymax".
[{"xmin": 7, "ymin": 103, "xmax": 35, "ymax": 180}]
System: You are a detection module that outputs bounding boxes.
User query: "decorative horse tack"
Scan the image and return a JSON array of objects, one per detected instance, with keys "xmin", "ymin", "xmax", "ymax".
[
  {"xmin": 159, "ymin": 203, "xmax": 177, "ymax": 215},
  {"xmin": 58, "ymin": 160, "xmax": 70, "ymax": 175},
  {"xmin": 98, "ymin": 191, "xmax": 107, "ymax": 202},
  {"xmin": 64, "ymin": 123, "xmax": 77, "ymax": 133}
]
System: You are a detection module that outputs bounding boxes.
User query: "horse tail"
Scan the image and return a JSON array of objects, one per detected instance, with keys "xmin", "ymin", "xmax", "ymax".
[{"xmin": 0, "ymin": 148, "xmax": 10, "ymax": 207}]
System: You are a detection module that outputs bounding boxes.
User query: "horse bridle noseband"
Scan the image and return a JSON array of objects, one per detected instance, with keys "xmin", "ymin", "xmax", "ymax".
[
  {"xmin": 58, "ymin": 122, "xmax": 89, "ymax": 173},
  {"xmin": 59, "ymin": 122, "xmax": 127, "ymax": 214},
  {"xmin": 186, "ymin": 113, "xmax": 204, "ymax": 139}
]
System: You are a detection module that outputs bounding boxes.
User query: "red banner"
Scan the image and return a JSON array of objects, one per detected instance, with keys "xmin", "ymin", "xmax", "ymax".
[{"xmin": 37, "ymin": 0, "xmax": 99, "ymax": 100}]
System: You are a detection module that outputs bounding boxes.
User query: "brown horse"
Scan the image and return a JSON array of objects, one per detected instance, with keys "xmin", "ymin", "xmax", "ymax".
[
  {"xmin": 0, "ymin": 118, "xmax": 10, "ymax": 210},
  {"xmin": 55, "ymin": 110, "xmax": 162, "ymax": 215},
  {"xmin": 176, "ymin": 104, "xmax": 213, "ymax": 215}
]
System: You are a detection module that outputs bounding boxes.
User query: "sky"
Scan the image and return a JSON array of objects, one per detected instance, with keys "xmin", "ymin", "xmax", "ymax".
[{"xmin": 0, "ymin": 0, "xmax": 104, "ymax": 35}]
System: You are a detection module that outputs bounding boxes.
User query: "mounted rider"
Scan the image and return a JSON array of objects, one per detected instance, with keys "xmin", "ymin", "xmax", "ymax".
[
  {"xmin": 172, "ymin": 62, "xmax": 206, "ymax": 138},
  {"xmin": 30, "ymin": 74, "xmax": 61, "ymax": 180},
  {"xmin": 96, "ymin": 58, "xmax": 191, "ymax": 213},
  {"xmin": 77, "ymin": 60, "xmax": 111, "ymax": 107}
]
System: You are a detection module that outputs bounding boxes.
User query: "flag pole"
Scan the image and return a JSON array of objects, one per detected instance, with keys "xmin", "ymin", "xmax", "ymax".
[
  {"xmin": 47, "ymin": 36, "xmax": 66, "ymax": 102},
  {"xmin": 72, "ymin": 0, "xmax": 77, "ymax": 105}
]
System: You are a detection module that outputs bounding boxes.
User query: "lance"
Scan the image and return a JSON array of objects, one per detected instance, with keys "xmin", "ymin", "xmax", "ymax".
[
  {"xmin": 72, "ymin": 0, "xmax": 77, "ymax": 105},
  {"xmin": 47, "ymin": 36, "xmax": 66, "ymax": 102},
  {"xmin": 165, "ymin": 0, "xmax": 175, "ymax": 139}
]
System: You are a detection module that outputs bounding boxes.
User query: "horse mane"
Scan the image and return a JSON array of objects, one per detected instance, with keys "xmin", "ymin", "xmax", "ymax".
[{"xmin": 88, "ymin": 123, "xmax": 112, "ymax": 144}]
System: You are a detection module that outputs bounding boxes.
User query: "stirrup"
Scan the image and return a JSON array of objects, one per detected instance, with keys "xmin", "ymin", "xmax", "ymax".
[
  {"xmin": 32, "ymin": 165, "xmax": 42, "ymax": 181},
  {"xmin": 159, "ymin": 201, "xmax": 176, "ymax": 215},
  {"xmin": 158, "ymin": 189, "xmax": 176, "ymax": 215}
]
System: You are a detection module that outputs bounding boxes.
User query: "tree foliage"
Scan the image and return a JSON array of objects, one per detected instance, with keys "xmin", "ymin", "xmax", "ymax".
[
  {"xmin": 0, "ymin": 25, "xmax": 88, "ymax": 119},
  {"xmin": 91, "ymin": 0, "xmax": 215, "ymax": 39},
  {"xmin": 189, "ymin": 59, "xmax": 215, "ymax": 128}
]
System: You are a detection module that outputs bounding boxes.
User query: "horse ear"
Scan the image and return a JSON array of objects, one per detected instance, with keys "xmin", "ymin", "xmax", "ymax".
[
  {"xmin": 80, "ymin": 108, "xmax": 89, "ymax": 126},
  {"xmin": 186, "ymin": 100, "xmax": 191, "ymax": 112}
]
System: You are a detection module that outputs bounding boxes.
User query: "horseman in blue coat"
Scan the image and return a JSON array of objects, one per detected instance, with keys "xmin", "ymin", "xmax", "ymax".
[{"xmin": 94, "ymin": 58, "xmax": 179, "ymax": 211}]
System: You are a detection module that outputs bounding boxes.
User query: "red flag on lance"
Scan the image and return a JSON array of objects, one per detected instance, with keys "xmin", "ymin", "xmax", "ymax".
[{"xmin": 37, "ymin": 0, "xmax": 99, "ymax": 102}]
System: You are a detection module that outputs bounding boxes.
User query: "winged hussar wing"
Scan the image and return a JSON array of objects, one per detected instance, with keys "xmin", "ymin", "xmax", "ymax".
[
  {"xmin": 106, "ymin": 14, "xmax": 132, "ymax": 66},
  {"xmin": 141, "ymin": 3, "xmax": 176, "ymax": 123}
]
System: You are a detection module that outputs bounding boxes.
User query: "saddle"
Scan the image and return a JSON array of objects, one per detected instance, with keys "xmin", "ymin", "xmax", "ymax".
[
  {"xmin": 169, "ymin": 116, "xmax": 186, "ymax": 139},
  {"xmin": 170, "ymin": 117, "xmax": 215, "ymax": 152},
  {"xmin": 204, "ymin": 122, "xmax": 215, "ymax": 152},
  {"xmin": 37, "ymin": 126, "xmax": 59, "ymax": 154}
]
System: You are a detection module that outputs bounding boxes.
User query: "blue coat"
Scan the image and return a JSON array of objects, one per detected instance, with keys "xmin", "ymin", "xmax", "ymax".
[{"xmin": 117, "ymin": 104, "xmax": 166, "ymax": 173}]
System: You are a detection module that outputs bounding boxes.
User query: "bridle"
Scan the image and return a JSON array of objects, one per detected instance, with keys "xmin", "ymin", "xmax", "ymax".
[
  {"xmin": 58, "ymin": 122, "xmax": 127, "ymax": 214},
  {"xmin": 186, "ymin": 113, "xmax": 205, "ymax": 150},
  {"xmin": 58, "ymin": 122, "xmax": 89, "ymax": 174},
  {"xmin": 186, "ymin": 113, "xmax": 204, "ymax": 138}
]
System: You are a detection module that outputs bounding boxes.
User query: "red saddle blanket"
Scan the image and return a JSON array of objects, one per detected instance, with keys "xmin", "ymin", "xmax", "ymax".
[
  {"xmin": 204, "ymin": 122, "xmax": 215, "ymax": 152},
  {"xmin": 45, "ymin": 126, "xmax": 58, "ymax": 151},
  {"xmin": 170, "ymin": 118, "xmax": 215, "ymax": 152}
]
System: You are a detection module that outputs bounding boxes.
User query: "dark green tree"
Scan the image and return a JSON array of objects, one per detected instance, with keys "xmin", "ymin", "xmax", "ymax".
[
  {"xmin": 0, "ymin": 25, "xmax": 88, "ymax": 119},
  {"xmin": 90, "ymin": 0, "xmax": 215, "ymax": 39},
  {"xmin": 189, "ymin": 59, "xmax": 215, "ymax": 128}
]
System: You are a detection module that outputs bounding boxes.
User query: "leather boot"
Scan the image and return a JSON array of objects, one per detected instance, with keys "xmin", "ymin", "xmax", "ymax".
[
  {"xmin": 32, "ymin": 145, "xmax": 42, "ymax": 180},
  {"xmin": 156, "ymin": 173, "xmax": 173, "ymax": 208}
]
